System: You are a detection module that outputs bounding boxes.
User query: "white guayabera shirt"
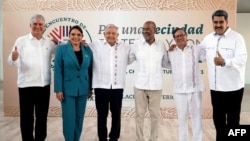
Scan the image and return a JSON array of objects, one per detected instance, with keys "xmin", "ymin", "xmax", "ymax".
[
  {"xmin": 8, "ymin": 33, "xmax": 56, "ymax": 88},
  {"xmin": 200, "ymin": 27, "xmax": 247, "ymax": 91},
  {"xmin": 167, "ymin": 44, "xmax": 205, "ymax": 93},
  {"xmin": 89, "ymin": 40, "xmax": 131, "ymax": 89},
  {"xmin": 129, "ymin": 38, "xmax": 168, "ymax": 90}
]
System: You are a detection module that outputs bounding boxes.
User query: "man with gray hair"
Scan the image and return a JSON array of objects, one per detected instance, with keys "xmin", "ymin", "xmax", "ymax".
[
  {"xmin": 7, "ymin": 14, "xmax": 57, "ymax": 141},
  {"xmin": 88, "ymin": 24, "xmax": 131, "ymax": 141}
]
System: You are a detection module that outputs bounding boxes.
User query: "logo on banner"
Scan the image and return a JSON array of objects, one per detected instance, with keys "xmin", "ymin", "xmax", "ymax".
[{"xmin": 43, "ymin": 17, "xmax": 92, "ymax": 44}]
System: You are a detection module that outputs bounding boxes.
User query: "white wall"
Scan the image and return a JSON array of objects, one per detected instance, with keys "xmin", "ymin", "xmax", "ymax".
[
  {"xmin": 0, "ymin": 0, "xmax": 3, "ymax": 81},
  {"xmin": 237, "ymin": 13, "xmax": 250, "ymax": 84}
]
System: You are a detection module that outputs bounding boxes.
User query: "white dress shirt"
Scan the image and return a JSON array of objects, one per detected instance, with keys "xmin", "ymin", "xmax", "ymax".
[
  {"xmin": 167, "ymin": 44, "xmax": 205, "ymax": 93},
  {"xmin": 8, "ymin": 33, "xmax": 56, "ymax": 88},
  {"xmin": 129, "ymin": 38, "xmax": 168, "ymax": 90},
  {"xmin": 200, "ymin": 27, "xmax": 247, "ymax": 91},
  {"xmin": 89, "ymin": 40, "xmax": 131, "ymax": 89}
]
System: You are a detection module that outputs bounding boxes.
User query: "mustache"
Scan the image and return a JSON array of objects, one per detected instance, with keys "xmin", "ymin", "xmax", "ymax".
[{"xmin": 215, "ymin": 27, "xmax": 222, "ymax": 29}]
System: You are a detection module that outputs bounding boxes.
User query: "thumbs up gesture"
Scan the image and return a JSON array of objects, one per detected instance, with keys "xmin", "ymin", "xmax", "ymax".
[
  {"xmin": 12, "ymin": 46, "xmax": 19, "ymax": 61},
  {"xmin": 214, "ymin": 51, "xmax": 225, "ymax": 66}
]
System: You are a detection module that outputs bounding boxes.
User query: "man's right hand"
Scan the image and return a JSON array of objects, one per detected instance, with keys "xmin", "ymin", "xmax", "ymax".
[
  {"xmin": 168, "ymin": 44, "xmax": 177, "ymax": 52},
  {"xmin": 81, "ymin": 40, "xmax": 88, "ymax": 46},
  {"xmin": 12, "ymin": 46, "xmax": 19, "ymax": 61}
]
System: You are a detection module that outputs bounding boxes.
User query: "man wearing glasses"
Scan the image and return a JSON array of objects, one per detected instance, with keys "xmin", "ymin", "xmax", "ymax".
[{"xmin": 168, "ymin": 27, "xmax": 205, "ymax": 141}]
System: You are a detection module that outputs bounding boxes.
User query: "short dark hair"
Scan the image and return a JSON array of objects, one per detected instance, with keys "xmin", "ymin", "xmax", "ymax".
[
  {"xmin": 172, "ymin": 27, "xmax": 187, "ymax": 38},
  {"xmin": 144, "ymin": 21, "xmax": 157, "ymax": 30},
  {"xmin": 212, "ymin": 9, "xmax": 228, "ymax": 21},
  {"xmin": 69, "ymin": 25, "xmax": 83, "ymax": 35}
]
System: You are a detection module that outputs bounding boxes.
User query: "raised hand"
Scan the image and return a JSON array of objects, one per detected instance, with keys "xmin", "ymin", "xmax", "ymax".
[
  {"xmin": 12, "ymin": 46, "xmax": 19, "ymax": 61},
  {"xmin": 214, "ymin": 51, "xmax": 224, "ymax": 66},
  {"xmin": 168, "ymin": 44, "xmax": 177, "ymax": 51},
  {"xmin": 81, "ymin": 40, "xmax": 88, "ymax": 46}
]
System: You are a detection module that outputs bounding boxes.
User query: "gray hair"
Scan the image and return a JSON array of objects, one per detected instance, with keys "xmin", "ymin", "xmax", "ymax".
[
  {"xmin": 30, "ymin": 14, "xmax": 45, "ymax": 24},
  {"xmin": 104, "ymin": 24, "xmax": 119, "ymax": 32}
]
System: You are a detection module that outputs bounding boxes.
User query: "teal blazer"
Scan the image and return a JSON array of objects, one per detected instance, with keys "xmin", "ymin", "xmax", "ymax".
[{"xmin": 54, "ymin": 42, "xmax": 93, "ymax": 96}]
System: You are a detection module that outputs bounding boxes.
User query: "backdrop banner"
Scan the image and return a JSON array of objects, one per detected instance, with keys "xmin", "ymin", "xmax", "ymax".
[{"xmin": 3, "ymin": 0, "xmax": 236, "ymax": 118}]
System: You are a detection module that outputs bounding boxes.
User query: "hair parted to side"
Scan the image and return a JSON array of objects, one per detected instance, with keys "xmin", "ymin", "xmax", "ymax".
[
  {"xmin": 104, "ymin": 24, "xmax": 119, "ymax": 32},
  {"xmin": 172, "ymin": 27, "xmax": 187, "ymax": 38},
  {"xmin": 30, "ymin": 14, "xmax": 45, "ymax": 24},
  {"xmin": 69, "ymin": 25, "xmax": 83, "ymax": 35},
  {"xmin": 212, "ymin": 9, "xmax": 228, "ymax": 21}
]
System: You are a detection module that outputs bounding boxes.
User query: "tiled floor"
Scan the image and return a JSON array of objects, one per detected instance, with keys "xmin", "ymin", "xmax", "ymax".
[{"xmin": 241, "ymin": 84, "xmax": 250, "ymax": 112}]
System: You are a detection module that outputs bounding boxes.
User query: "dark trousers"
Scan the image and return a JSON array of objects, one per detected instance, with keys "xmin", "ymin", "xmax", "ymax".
[
  {"xmin": 18, "ymin": 85, "xmax": 50, "ymax": 141},
  {"xmin": 95, "ymin": 88, "xmax": 123, "ymax": 141},
  {"xmin": 211, "ymin": 88, "xmax": 244, "ymax": 141}
]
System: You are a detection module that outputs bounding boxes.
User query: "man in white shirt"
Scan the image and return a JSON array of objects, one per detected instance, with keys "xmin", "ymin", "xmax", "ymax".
[
  {"xmin": 88, "ymin": 24, "xmax": 131, "ymax": 141},
  {"xmin": 129, "ymin": 21, "xmax": 168, "ymax": 141},
  {"xmin": 168, "ymin": 28, "xmax": 205, "ymax": 141},
  {"xmin": 200, "ymin": 10, "xmax": 248, "ymax": 141},
  {"xmin": 8, "ymin": 14, "xmax": 56, "ymax": 141}
]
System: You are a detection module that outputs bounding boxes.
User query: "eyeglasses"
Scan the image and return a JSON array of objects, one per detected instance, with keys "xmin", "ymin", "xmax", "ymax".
[{"xmin": 174, "ymin": 34, "xmax": 186, "ymax": 38}]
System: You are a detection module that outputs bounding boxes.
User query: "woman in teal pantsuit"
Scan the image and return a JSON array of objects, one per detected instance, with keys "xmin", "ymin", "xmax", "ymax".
[{"xmin": 54, "ymin": 25, "xmax": 93, "ymax": 141}]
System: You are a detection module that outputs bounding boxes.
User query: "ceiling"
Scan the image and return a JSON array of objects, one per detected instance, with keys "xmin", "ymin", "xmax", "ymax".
[{"xmin": 237, "ymin": 0, "xmax": 250, "ymax": 13}]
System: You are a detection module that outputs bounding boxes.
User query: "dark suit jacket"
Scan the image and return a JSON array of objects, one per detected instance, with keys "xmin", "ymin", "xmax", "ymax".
[{"xmin": 54, "ymin": 42, "xmax": 93, "ymax": 96}]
